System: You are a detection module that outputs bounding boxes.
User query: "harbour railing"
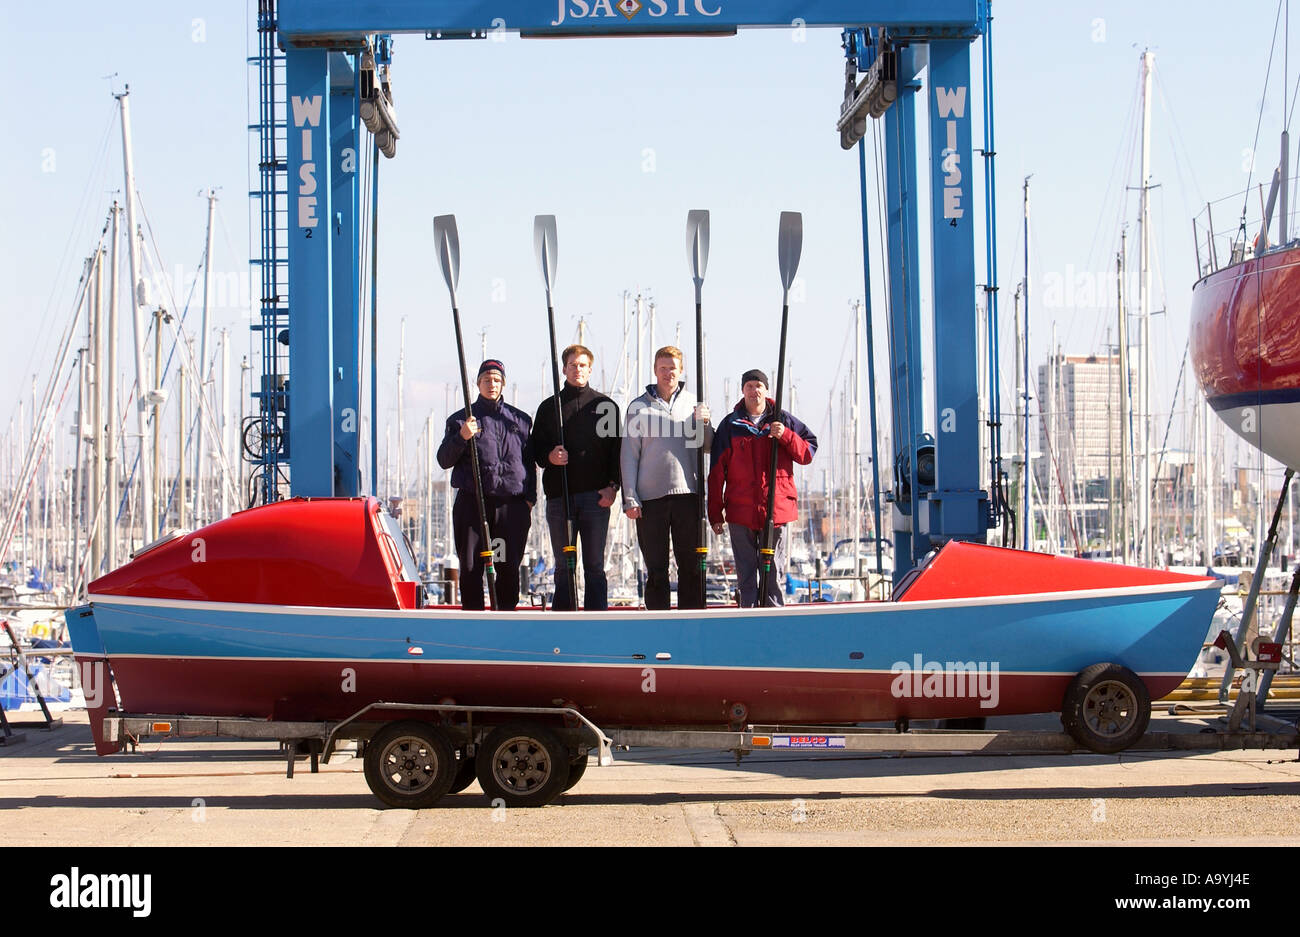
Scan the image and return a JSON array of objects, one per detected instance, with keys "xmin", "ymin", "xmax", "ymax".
[{"xmin": 1193, "ymin": 187, "xmax": 1300, "ymax": 278}]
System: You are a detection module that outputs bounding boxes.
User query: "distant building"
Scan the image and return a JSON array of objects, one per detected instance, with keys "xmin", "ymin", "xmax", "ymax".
[{"xmin": 1035, "ymin": 352, "xmax": 1134, "ymax": 497}]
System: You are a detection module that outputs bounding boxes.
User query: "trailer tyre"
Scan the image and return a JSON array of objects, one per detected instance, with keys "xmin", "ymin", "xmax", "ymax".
[
  {"xmin": 447, "ymin": 750, "xmax": 478, "ymax": 795},
  {"xmin": 563, "ymin": 753, "xmax": 589, "ymax": 792},
  {"xmin": 476, "ymin": 723, "xmax": 570, "ymax": 807},
  {"xmin": 1060, "ymin": 663, "xmax": 1150, "ymax": 754},
  {"xmin": 364, "ymin": 721, "xmax": 456, "ymax": 809}
]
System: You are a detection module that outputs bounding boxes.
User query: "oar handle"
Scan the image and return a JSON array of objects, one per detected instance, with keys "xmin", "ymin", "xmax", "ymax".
[
  {"xmin": 449, "ymin": 299, "xmax": 499, "ymax": 611},
  {"xmin": 544, "ymin": 302, "xmax": 580, "ymax": 609},
  {"xmin": 695, "ymin": 300, "xmax": 708, "ymax": 608}
]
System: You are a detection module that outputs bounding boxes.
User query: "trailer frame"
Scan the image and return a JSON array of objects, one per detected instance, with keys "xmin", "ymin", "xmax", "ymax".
[{"xmin": 101, "ymin": 702, "xmax": 1300, "ymax": 806}]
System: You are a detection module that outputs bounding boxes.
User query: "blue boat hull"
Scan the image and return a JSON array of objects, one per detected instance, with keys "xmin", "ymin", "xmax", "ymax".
[{"xmin": 67, "ymin": 580, "xmax": 1220, "ymax": 726}]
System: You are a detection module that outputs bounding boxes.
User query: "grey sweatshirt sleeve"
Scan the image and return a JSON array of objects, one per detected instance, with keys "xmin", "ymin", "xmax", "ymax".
[{"xmin": 620, "ymin": 398, "xmax": 644, "ymax": 511}]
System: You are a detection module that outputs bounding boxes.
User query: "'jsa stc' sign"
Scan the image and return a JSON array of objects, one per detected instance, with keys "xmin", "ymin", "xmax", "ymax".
[{"xmin": 553, "ymin": 0, "xmax": 722, "ymax": 27}]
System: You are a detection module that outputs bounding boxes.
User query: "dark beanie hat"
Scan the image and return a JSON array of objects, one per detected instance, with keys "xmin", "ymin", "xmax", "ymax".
[
  {"xmin": 477, "ymin": 358, "xmax": 505, "ymax": 379},
  {"xmin": 741, "ymin": 368, "xmax": 769, "ymax": 387}
]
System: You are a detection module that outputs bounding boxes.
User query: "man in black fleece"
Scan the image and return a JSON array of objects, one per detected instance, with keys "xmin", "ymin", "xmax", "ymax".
[{"xmin": 530, "ymin": 344, "xmax": 621, "ymax": 610}]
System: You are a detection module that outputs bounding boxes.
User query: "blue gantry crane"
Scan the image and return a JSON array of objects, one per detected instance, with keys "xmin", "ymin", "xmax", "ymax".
[{"xmin": 249, "ymin": 0, "xmax": 1005, "ymax": 581}]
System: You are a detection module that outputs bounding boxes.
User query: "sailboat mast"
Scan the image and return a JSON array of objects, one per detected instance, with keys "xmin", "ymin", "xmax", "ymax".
[
  {"xmin": 1201, "ymin": 396, "xmax": 1212, "ymax": 565},
  {"xmin": 75, "ymin": 261, "xmax": 93, "ymax": 593},
  {"xmin": 443, "ymin": 383, "xmax": 452, "ymax": 562},
  {"xmin": 105, "ymin": 203, "xmax": 121, "ymax": 569},
  {"xmin": 90, "ymin": 246, "xmax": 104, "ymax": 578},
  {"xmin": 1013, "ymin": 283, "xmax": 1023, "ymax": 546},
  {"xmin": 178, "ymin": 353, "xmax": 187, "ymax": 530},
  {"xmin": 220, "ymin": 327, "xmax": 230, "ymax": 518},
  {"xmin": 397, "ymin": 317, "xmax": 407, "ymax": 502},
  {"xmin": 71, "ymin": 346, "xmax": 85, "ymax": 596},
  {"xmin": 635, "ymin": 293, "xmax": 644, "ymax": 392},
  {"xmin": 1117, "ymin": 230, "xmax": 1130, "ymax": 563},
  {"xmin": 1021, "ymin": 176, "xmax": 1032, "ymax": 549},
  {"xmin": 152, "ymin": 307, "xmax": 164, "ymax": 532},
  {"xmin": 1048, "ymin": 324, "xmax": 1057, "ymax": 550},
  {"xmin": 424, "ymin": 412, "xmax": 434, "ymax": 572},
  {"xmin": 115, "ymin": 88, "xmax": 156, "ymax": 544},
  {"xmin": 193, "ymin": 189, "xmax": 217, "ymax": 527},
  {"xmin": 1281, "ymin": 129, "xmax": 1290, "ymax": 246},
  {"xmin": 1107, "ymin": 326, "xmax": 1114, "ymax": 560},
  {"xmin": 1138, "ymin": 50, "xmax": 1155, "ymax": 566},
  {"xmin": 853, "ymin": 301, "xmax": 862, "ymax": 580}
]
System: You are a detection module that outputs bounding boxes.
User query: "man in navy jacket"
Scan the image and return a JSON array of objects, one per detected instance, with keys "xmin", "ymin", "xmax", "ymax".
[{"xmin": 437, "ymin": 359, "xmax": 536, "ymax": 610}]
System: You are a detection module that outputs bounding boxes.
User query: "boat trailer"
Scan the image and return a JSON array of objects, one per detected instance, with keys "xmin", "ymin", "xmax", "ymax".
[{"xmin": 99, "ymin": 699, "xmax": 1300, "ymax": 811}]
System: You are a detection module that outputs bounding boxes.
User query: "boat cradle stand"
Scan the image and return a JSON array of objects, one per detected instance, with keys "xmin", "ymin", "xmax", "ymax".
[
  {"xmin": 0, "ymin": 704, "xmax": 25, "ymax": 747},
  {"xmin": 1, "ymin": 619, "xmax": 63, "ymax": 735},
  {"xmin": 1167, "ymin": 629, "xmax": 1297, "ymax": 746}
]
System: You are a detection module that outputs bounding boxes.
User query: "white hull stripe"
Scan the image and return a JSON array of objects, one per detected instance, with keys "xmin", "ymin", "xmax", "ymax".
[
  {"xmin": 105, "ymin": 653, "xmax": 1187, "ymax": 679},
  {"xmin": 88, "ymin": 577, "xmax": 1220, "ymax": 621}
]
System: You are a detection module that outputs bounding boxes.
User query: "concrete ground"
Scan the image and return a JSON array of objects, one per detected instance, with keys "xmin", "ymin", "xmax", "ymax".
[{"xmin": 2, "ymin": 710, "xmax": 1298, "ymax": 846}]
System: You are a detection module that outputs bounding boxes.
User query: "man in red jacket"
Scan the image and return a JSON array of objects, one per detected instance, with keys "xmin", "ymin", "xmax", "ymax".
[{"xmin": 708, "ymin": 369, "xmax": 817, "ymax": 607}]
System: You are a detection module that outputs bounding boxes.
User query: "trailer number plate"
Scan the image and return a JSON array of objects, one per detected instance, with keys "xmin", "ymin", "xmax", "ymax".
[{"xmin": 772, "ymin": 735, "xmax": 845, "ymax": 749}]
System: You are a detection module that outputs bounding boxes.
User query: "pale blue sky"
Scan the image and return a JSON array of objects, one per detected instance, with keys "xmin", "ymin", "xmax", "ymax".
[{"xmin": 0, "ymin": 1, "xmax": 1287, "ymax": 490}]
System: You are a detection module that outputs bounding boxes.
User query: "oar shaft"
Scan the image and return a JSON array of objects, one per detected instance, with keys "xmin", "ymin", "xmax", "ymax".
[
  {"xmin": 451, "ymin": 302, "xmax": 498, "ymax": 611},
  {"xmin": 695, "ymin": 299, "xmax": 708, "ymax": 608},
  {"xmin": 546, "ymin": 303, "xmax": 579, "ymax": 608},
  {"xmin": 759, "ymin": 298, "xmax": 791, "ymax": 607}
]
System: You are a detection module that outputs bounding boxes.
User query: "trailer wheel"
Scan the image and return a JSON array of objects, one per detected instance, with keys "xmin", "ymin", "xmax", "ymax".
[
  {"xmin": 1060, "ymin": 663, "xmax": 1150, "ymax": 754},
  {"xmin": 446, "ymin": 749, "xmax": 478, "ymax": 795},
  {"xmin": 363, "ymin": 721, "xmax": 456, "ymax": 809},
  {"xmin": 563, "ymin": 753, "xmax": 589, "ymax": 792},
  {"xmin": 476, "ymin": 723, "xmax": 570, "ymax": 808}
]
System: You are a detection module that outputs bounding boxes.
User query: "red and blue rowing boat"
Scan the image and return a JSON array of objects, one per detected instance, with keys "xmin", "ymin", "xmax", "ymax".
[{"xmin": 65, "ymin": 497, "xmax": 1220, "ymax": 758}]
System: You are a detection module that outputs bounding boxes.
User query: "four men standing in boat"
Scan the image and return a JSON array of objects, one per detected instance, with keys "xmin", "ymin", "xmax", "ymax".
[{"xmin": 441, "ymin": 350, "xmax": 816, "ymax": 610}]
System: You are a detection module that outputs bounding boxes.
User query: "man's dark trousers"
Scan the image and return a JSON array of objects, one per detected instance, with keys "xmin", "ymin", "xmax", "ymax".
[
  {"xmin": 454, "ymin": 493, "xmax": 530, "ymax": 611},
  {"xmin": 545, "ymin": 491, "xmax": 610, "ymax": 610},
  {"xmin": 636, "ymin": 493, "xmax": 704, "ymax": 610}
]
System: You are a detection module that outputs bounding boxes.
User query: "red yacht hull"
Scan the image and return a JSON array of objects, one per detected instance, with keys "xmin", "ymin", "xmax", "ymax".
[{"xmin": 1191, "ymin": 244, "xmax": 1300, "ymax": 468}]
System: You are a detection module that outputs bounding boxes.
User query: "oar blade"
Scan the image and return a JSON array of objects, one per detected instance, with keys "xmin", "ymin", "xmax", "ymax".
[
  {"xmin": 433, "ymin": 214, "xmax": 461, "ymax": 297},
  {"xmin": 777, "ymin": 211, "xmax": 803, "ymax": 291},
  {"xmin": 686, "ymin": 209, "xmax": 710, "ymax": 283},
  {"xmin": 533, "ymin": 214, "xmax": 558, "ymax": 293}
]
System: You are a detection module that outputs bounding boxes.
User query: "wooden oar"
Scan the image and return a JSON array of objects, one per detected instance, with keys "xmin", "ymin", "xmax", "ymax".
[
  {"xmin": 687, "ymin": 209, "xmax": 711, "ymax": 608},
  {"xmin": 759, "ymin": 212, "xmax": 803, "ymax": 607},
  {"xmin": 533, "ymin": 215, "xmax": 578, "ymax": 609},
  {"xmin": 433, "ymin": 214, "xmax": 498, "ymax": 611}
]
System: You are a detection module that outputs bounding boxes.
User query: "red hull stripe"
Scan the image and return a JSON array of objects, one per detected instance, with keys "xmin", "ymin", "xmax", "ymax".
[{"xmin": 105, "ymin": 656, "xmax": 1186, "ymax": 726}]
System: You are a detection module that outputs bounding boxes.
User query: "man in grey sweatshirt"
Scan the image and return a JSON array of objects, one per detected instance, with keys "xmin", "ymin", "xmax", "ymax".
[{"xmin": 622, "ymin": 346, "xmax": 713, "ymax": 610}]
